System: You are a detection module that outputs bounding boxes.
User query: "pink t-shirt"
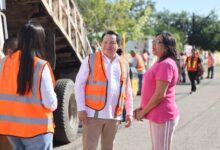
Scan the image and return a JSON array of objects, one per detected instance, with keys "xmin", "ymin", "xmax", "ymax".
[{"xmin": 141, "ymin": 58, "xmax": 179, "ymax": 123}]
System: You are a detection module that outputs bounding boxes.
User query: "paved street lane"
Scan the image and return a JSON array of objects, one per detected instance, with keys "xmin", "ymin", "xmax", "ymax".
[{"xmin": 56, "ymin": 66, "xmax": 220, "ymax": 150}]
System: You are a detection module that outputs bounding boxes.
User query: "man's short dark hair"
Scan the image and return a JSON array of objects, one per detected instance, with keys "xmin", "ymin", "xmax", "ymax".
[{"xmin": 101, "ymin": 30, "xmax": 120, "ymax": 45}]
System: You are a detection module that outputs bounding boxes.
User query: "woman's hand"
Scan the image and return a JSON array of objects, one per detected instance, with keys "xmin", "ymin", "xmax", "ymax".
[
  {"xmin": 136, "ymin": 109, "xmax": 144, "ymax": 121},
  {"xmin": 133, "ymin": 107, "xmax": 143, "ymax": 121}
]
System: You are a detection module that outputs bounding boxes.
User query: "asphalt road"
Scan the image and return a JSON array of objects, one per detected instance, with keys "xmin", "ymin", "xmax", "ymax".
[{"xmin": 56, "ymin": 66, "xmax": 220, "ymax": 150}]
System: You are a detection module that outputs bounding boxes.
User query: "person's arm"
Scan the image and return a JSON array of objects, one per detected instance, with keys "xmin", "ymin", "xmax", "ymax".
[
  {"xmin": 41, "ymin": 64, "xmax": 57, "ymax": 111},
  {"xmin": 197, "ymin": 57, "xmax": 202, "ymax": 68},
  {"xmin": 124, "ymin": 74, "xmax": 133, "ymax": 128},
  {"xmin": 74, "ymin": 56, "xmax": 90, "ymax": 124},
  {"xmin": 212, "ymin": 55, "xmax": 215, "ymax": 65},
  {"xmin": 136, "ymin": 80, "xmax": 169, "ymax": 120},
  {"xmin": 185, "ymin": 57, "xmax": 188, "ymax": 64}
]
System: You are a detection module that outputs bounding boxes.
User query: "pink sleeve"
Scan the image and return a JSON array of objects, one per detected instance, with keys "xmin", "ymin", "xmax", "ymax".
[
  {"xmin": 155, "ymin": 62, "xmax": 173, "ymax": 82},
  {"xmin": 125, "ymin": 76, "xmax": 133, "ymax": 116}
]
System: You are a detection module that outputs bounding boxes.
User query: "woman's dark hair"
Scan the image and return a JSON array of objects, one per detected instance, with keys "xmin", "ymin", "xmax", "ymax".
[
  {"xmin": 17, "ymin": 20, "xmax": 45, "ymax": 95},
  {"xmin": 156, "ymin": 32, "xmax": 177, "ymax": 62}
]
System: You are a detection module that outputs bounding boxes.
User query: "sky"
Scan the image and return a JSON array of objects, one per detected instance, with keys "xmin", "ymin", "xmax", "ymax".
[{"xmin": 153, "ymin": 0, "xmax": 220, "ymax": 18}]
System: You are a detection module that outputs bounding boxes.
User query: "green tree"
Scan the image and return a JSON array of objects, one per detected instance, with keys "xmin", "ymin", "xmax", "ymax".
[
  {"xmin": 76, "ymin": 0, "xmax": 154, "ymax": 43},
  {"xmin": 188, "ymin": 11, "xmax": 220, "ymax": 51},
  {"xmin": 143, "ymin": 9, "xmax": 220, "ymax": 51},
  {"xmin": 143, "ymin": 10, "xmax": 188, "ymax": 50},
  {"xmin": 76, "ymin": 1, "xmax": 220, "ymax": 51},
  {"xmin": 129, "ymin": 1, "xmax": 155, "ymax": 40}
]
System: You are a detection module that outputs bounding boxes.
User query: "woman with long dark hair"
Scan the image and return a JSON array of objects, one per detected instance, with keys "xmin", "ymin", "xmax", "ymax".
[
  {"xmin": 134, "ymin": 32, "xmax": 179, "ymax": 150},
  {"xmin": 0, "ymin": 20, "xmax": 57, "ymax": 150}
]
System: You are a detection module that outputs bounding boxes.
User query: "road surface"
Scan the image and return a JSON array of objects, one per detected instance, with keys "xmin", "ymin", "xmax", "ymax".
[{"xmin": 55, "ymin": 66, "xmax": 220, "ymax": 150}]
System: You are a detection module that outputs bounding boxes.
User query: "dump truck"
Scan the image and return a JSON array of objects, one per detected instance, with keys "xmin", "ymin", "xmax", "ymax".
[{"xmin": 0, "ymin": 0, "xmax": 92, "ymax": 148}]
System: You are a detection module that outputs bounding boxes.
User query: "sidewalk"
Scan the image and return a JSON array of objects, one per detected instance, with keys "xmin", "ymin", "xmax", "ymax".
[{"xmin": 56, "ymin": 66, "xmax": 220, "ymax": 150}]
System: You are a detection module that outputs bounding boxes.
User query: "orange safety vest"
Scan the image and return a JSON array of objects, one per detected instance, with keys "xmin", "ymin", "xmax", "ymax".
[
  {"xmin": 207, "ymin": 55, "xmax": 214, "ymax": 67},
  {"xmin": 85, "ymin": 51, "xmax": 127, "ymax": 117},
  {"xmin": 186, "ymin": 56, "xmax": 199, "ymax": 72},
  {"xmin": 135, "ymin": 54, "xmax": 145, "ymax": 71},
  {"xmin": 0, "ymin": 50, "xmax": 55, "ymax": 138}
]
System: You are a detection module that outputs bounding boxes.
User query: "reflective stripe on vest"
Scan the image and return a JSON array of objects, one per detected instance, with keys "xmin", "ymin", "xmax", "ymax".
[
  {"xmin": 85, "ymin": 95, "xmax": 106, "ymax": 101},
  {"xmin": 87, "ymin": 80, "xmax": 106, "ymax": 86},
  {"xmin": 0, "ymin": 56, "xmax": 7, "ymax": 74},
  {"xmin": 0, "ymin": 93, "xmax": 41, "ymax": 104},
  {"xmin": 32, "ymin": 59, "xmax": 45, "ymax": 97},
  {"xmin": 0, "ymin": 51, "xmax": 54, "ymax": 137},
  {"xmin": 0, "ymin": 115, "xmax": 53, "ymax": 125},
  {"xmin": 114, "ymin": 58, "xmax": 127, "ymax": 117}
]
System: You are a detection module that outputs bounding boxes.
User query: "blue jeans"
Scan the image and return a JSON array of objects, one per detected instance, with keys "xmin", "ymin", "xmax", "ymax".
[
  {"xmin": 7, "ymin": 133, "xmax": 53, "ymax": 150},
  {"xmin": 138, "ymin": 73, "xmax": 143, "ymax": 93}
]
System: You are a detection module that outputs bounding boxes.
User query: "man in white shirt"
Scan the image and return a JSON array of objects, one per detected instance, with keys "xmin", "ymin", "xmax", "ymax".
[{"xmin": 75, "ymin": 30, "xmax": 133, "ymax": 150}]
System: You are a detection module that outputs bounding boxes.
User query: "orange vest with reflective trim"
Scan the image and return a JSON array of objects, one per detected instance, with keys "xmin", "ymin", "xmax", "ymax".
[
  {"xmin": 0, "ymin": 51, "xmax": 55, "ymax": 138},
  {"xmin": 186, "ymin": 56, "xmax": 199, "ymax": 72},
  {"xmin": 207, "ymin": 55, "xmax": 214, "ymax": 67},
  {"xmin": 85, "ymin": 51, "xmax": 127, "ymax": 117},
  {"xmin": 135, "ymin": 54, "xmax": 145, "ymax": 71}
]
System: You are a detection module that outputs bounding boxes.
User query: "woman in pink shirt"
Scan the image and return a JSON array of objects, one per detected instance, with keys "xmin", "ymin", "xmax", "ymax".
[{"xmin": 134, "ymin": 32, "xmax": 179, "ymax": 150}]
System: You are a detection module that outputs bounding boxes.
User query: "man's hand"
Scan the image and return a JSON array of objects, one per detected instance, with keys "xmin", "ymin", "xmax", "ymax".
[
  {"xmin": 125, "ymin": 115, "xmax": 132, "ymax": 128},
  {"xmin": 78, "ymin": 110, "xmax": 88, "ymax": 125}
]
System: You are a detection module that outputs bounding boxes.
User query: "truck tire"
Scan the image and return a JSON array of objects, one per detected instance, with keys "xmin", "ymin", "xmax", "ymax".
[{"xmin": 53, "ymin": 79, "xmax": 78, "ymax": 144}]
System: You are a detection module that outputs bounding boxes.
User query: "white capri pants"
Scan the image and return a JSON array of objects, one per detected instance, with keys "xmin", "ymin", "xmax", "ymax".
[{"xmin": 149, "ymin": 117, "xmax": 179, "ymax": 150}]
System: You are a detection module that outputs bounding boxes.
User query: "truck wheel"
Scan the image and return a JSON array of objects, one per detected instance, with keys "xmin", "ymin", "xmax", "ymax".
[{"xmin": 53, "ymin": 79, "xmax": 78, "ymax": 144}]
